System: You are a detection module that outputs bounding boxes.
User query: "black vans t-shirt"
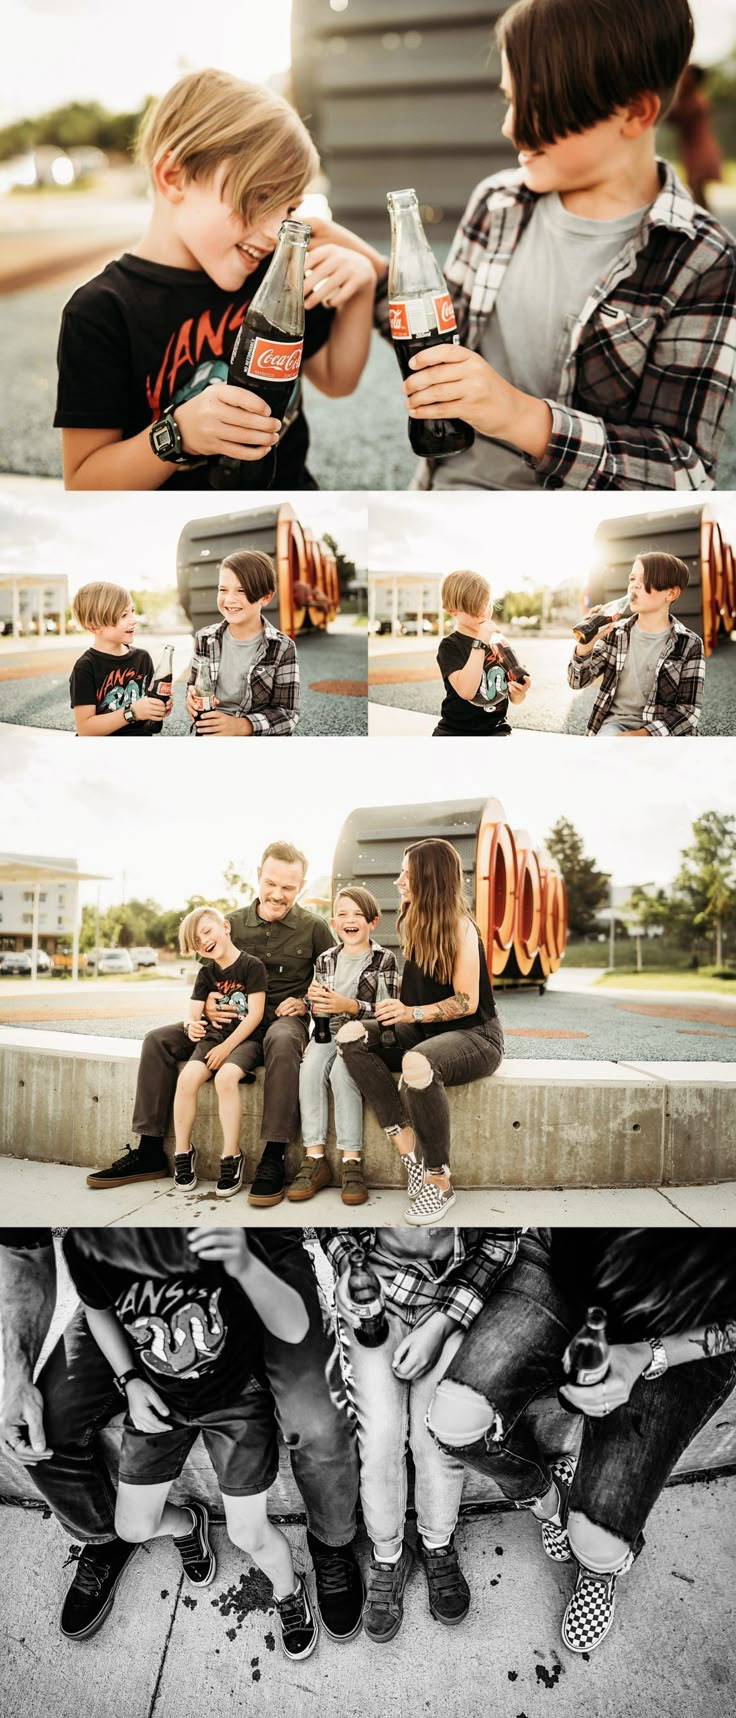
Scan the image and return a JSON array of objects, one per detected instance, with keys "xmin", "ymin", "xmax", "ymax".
[
  {"xmin": 400, "ymin": 930, "xmax": 498, "ymax": 1038},
  {"xmin": 63, "ymin": 1233, "xmax": 261, "ymax": 1414},
  {"xmin": 436, "ymin": 633, "xmax": 510, "ymax": 735},
  {"xmin": 69, "ymin": 645, "xmax": 156, "ymax": 734},
  {"xmin": 54, "ymin": 253, "xmax": 334, "ymax": 491},
  {"xmin": 192, "ymin": 951, "xmax": 268, "ymax": 1039}
]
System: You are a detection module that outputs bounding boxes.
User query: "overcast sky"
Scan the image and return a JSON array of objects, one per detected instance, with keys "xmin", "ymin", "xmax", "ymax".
[
  {"xmin": 2, "ymin": 731, "xmax": 734, "ymax": 910},
  {"xmin": 367, "ymin": 493, "xmax": 736, "ymax": 593},
  {"xmin": 0, "ymin": 490, "xmax": 368, "ymax": 593},
  {"xmin": 1, "ymin": 0, "xmax": 734, "ymax": 123}
]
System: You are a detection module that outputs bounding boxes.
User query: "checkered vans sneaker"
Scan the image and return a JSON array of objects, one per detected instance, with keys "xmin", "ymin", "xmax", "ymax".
[
  {"xmin": 540, "ymin": 1456, "xmax": 577, "ymax": 1563},
  {"xmin": 404, "ymin": 1178, "xmax": 456, "ymax": 1227},
  {"xmin": 562, "ymin": 1560, "xmax": 631, "ymax": 1654},
  {"xmin": 174, "ymin": 1145, "xmax": 197, "ymax": 1191}
]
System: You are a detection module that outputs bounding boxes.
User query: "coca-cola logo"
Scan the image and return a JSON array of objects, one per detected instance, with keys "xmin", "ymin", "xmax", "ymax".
[
  {"xmin": 433, "ymin": 292, "xmax": 456, "ymax": 331},
  {"xmin": 389, "ymin": 301, "xmax": 410, "ymax": 340},
  {"xmin": 246, "ymin": 336, "xmax": 303, "ymax": 382}
]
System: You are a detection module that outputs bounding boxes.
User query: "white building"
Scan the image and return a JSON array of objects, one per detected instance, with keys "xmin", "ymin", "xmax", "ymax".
[
  {"xmin": 368, "ymin": 569, "xmax": 442, "ymax": 636},
  {"xmin": 0, "ymin": 874, "xmax": 75, "ymax": 949},
  {"xmin": 0, "ymin": 571, "xmax": 68, "ymax": 637}
]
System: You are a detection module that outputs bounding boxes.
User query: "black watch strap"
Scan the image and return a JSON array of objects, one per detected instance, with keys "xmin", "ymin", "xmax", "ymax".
[
  {"xmin": 114, "ymin": 1367, "xmax": 139, "ymax": 1396},
  {"xmin": 149, "ymin": 412, "xmax": 199, "ymax": 467}
]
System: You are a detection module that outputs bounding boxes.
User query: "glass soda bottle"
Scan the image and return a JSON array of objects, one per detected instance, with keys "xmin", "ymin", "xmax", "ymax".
[
  {"xmin": 562, "ymin": 1307, "xmax": 610, "ymax": 1388},
  {"xmin": 345, "ymin": 1247, "xmax": 388, "ymax": 1347},
  {"xmin": 147, "ymin": 643, "xmax": 174, "ymax": 734},
  {"xmin": 492, "ymin": 636, "xmax": 529, "ymax": 684},
  {"xmin": 376, "ymin": 971, "xmax": 398, "ymax": 1049},
  {"xmin": 313, "ymin": 971, "xmax": 333, "ymax": 1045},
  {"xmin": 573, "ymin": 598, "xmax": 631, "ymax": 646},
  {"xmin": 193, "ymin": 658, "xmax": 215, "ymax": 733},
  {"xmin": 386, "ymin": 188, "xmax": 474, "ymax": 460},
  {"xmin": 211, "ymin": 218, "xmax": 311, "ymax": 491}
]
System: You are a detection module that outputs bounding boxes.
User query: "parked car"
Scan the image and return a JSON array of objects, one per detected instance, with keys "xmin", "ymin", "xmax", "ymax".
[
  {"xmin": 0, "ymin": 949, "xmax": 53, "ymax": 975},
  {"xmin": 52, "ymin": 945, "xmax": 88, "ymax": 975},
  {"xmin": 95, "ymin": 949, "xmax": 134, "ymax": 975},
  {"xmin": 130, "ymin": 946, "xmax": 158, "ymax": 970}
]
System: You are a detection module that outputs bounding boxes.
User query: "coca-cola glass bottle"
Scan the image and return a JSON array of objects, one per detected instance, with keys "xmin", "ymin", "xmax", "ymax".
[
  {"xmin": 492, "ymin": 636, "xmax": 529, "ymax": 684},
  {"xmin": 345, "ymin": 1247, "xmax": 388, "ymax": 1347},
  {"xmin": 192, "ymin": 658, "xmax": 215, "ymax": 734},
  {"xmin": 313, "ymin": 969, "xmax": 333, "ymax": 1044},
  {"xmin": 558, "ymin": 1307, "xmax": 610, "ymax": 1411},
  {"xmin": 386, "ymin": 188, "xmax": 474, "ymax": 460},
  {"xmin": 147, "ymin": 643, "xmax": 174, "ymax": 734},
  {"xmin": 376, "ymin": 971, "xmax": 398, "ymax": 1049},
  {"xmin": 573, "ymin": 598, "xmax": 631, "ymax": 645},
  {"xmin": 211, "ymin": 218, "xmax": 311, "ymax": 491}
]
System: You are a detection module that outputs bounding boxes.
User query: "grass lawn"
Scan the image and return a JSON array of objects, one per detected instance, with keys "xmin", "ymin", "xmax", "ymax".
[{"xmin": 592, "ymin": 968, "xmax": 736, "ymax": 996}]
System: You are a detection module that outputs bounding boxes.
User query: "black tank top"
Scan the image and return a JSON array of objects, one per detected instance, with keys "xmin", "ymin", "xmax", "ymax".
[{"xmin": 400, "ymin": 928, "xmax": 496, "ymax": 1035}]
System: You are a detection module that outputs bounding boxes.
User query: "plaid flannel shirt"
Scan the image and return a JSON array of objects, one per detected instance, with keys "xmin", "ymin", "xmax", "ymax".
[
  {"xmin": 376, "ymin": 161, "xmax": 736, "ymax": 490},
  {"xmin": 567, "ymin": 614, "xmax": 704, "ymax": 735},
  {"xmin": 319, "ymin": 1228, "xmax": 520, "ymax": 1331},
  {"xmin": 314, "ymin": 939, "xmax": 400, "ymax": 1019},
  {"xmin": 187, "ymin": 615, "xmax": 299, "ymax": 736}
]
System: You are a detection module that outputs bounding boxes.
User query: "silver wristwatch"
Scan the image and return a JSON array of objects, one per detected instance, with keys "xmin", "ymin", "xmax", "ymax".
[
  {"xmin": 641, "ymin": 1337, "xmax": 668, "ymax": 1380},
  {"xmin": 412, "ymin": 1006, "xmax": 424, "ymax": 1023}
]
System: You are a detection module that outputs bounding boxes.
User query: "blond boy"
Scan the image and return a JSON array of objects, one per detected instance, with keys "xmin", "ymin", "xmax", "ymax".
[
  {"xmin": 69, "ymin": 582, "xmax": 171, "ymax": 736},
  {"xmin": 434, "ymin": 570, "xmax": 531, "ymax": 737}
]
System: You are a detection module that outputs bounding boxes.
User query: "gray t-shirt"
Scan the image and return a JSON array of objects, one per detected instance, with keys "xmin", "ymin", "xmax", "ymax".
[
  {"xmin": 608, "ymin": 624, "xmax": 672, "ymax": 721},
  {"xmin": 329, "ymin": 947, "xmax": 372, "ymax": 1035},
  {"xmin": 214, "ymin": 629, "xmax": 263, "ymax": 714},
  {"xmin": 434, "ymin": 192, "xmax": 648, "ymax": 491}
]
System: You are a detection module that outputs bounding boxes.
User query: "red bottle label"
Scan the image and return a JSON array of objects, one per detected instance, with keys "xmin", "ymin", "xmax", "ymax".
[
  {"xmin": 389, "ymin": 300, "xmax": 410, "ymax": 339},
  {"xmin": 245, "ymin": 336, "xmax": 303, "ymax": 382},
  {"xmin": 433, "ymin": 291, "xmax": 456, "ymax": 331}
]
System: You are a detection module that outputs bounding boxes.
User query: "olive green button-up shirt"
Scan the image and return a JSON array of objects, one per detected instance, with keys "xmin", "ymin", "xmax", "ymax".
[{"xmin": 228, "ymin": 900, "xmax": 335, "ymax": 1025}]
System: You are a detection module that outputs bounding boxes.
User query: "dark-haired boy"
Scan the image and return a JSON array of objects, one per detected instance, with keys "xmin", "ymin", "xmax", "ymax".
[
  {"xmin": 567, "ymin": 552, "xmax": 704, "ymax": 735},
  {"xmin": 395, "ymin": 0, "xmax": 736, "ymax": 492}
]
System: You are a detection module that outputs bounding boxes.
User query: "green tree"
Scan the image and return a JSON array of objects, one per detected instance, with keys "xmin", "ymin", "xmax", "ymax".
[
  {"xmin": 546, "ymin": 817, "xmax": 610, "ymax": 938},
  {"xmin": 673, "ymin": 812, "xmax": 736, "ymax": 968}
]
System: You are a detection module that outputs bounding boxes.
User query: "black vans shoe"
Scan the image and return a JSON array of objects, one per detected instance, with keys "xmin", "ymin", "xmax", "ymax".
[
  {"xmin": 60, "ymin": 1539, "xmax": 138, "ymax": 1639},
  {"xmin": 173, "ymin": 1502, "xmax": 216, "ymax": 1587},
  {"xmin": 86, "ymin": 1144, "xmax": 169, "ymax": 1189},
  {"xmin": 174, "ymin": 1145, "xmax": 197, "ymax": 1191},
  {"xmin": 275, "ymin": 1573, "xmax": 319, "ymax": 1661}
]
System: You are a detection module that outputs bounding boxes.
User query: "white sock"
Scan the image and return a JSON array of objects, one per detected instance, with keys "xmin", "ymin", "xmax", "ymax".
[{"xmin": 374, "ymin": 1546, "xmax": 402, "ymax": 1565}]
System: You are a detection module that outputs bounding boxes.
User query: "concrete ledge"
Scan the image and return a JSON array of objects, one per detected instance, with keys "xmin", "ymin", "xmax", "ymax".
[{"xmin": 1, "ymin": 1030, "xmax": 735, "ymax": 1187}]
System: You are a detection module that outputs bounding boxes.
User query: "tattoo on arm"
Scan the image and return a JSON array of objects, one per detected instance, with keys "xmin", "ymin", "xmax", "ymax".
[
  {"xmin": 432, "ymin": 992, "xmax": 471, "ymax": 1022},
  {"xmin": 689, "ymin": 1321, "xmax": 736, "ymax": 1358}
]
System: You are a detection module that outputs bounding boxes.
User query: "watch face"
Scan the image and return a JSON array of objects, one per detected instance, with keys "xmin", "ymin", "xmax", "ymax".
[{"xmin": 151, "ymin": 419, "xmax": 176, "ymax": 456}]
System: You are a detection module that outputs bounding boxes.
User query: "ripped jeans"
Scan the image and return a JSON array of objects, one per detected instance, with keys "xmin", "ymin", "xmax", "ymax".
[
  {"xmin": 336, "ymin": 1016, "xmax": 504, "ymax": 1169},
  {"xmin": 427, "ymin": 1232, "xmax": 736, "ymax": 1555}
]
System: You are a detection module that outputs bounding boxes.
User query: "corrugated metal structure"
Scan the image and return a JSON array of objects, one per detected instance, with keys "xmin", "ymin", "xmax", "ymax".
[
  {"xmin": 291, "ymin": 1, "xmax": 508, "ymax": 239},
  {"xmin": 176, "ymin": 505, "xmax": 339, "ymax": 639},
  {"xmin": 588, "ymin": 505, "xmax": 736, "ymax": 657}
]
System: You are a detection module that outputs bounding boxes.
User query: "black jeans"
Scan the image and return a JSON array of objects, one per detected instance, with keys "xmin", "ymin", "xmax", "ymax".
[
  {"xmin": 337, "ymin": 1016, "xmax": 504, "ymax": 1169},
  {"xmin": 28, "ymin": 1248, "xmax": 359, "ymax": 1548},
  {"xmin": 433, "ymin": 1233, "xmax": 736, "ymax": 1549},
  {"xmin": 131, "ymin": 1016, "xmax": 309, "ymax": 1146}
]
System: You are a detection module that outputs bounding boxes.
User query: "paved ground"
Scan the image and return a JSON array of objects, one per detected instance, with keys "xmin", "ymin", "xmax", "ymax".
[
  {"xmin": 3, "ymin": 240, "xmax": 734, "ymax": 490},
  {"xmin": 2, "ymin": 1479, "xmax": 734, "ymax": 1718},
  {"xmin": 3, "ymin": 973, "xmax": 735, "ymax": 1061},
  {"xmin": 1, "ymin": 1157, "xmax": 734, "ymax": 1227},
  {"xmin": 0, "ymin": 620, "xmax": 368, "ymax": 737},
  {"xmin": 368, "ymin": 634, "xmax": 736, "ymax": 736}
]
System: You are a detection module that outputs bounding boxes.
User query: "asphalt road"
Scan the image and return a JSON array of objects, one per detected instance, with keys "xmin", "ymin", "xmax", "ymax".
[
  {"xmin": 3, "ymin": 974, "xmax": 735, "ymax": 1060},
  {"xmin": 368, "ymin": 632, "xmax": 736, "ymax": 735},
  {"xmin": 0, "ymin": 625, "xmax": 368, "ymax": 736},
  {"xmin": 2, "ymin": 260, "xmax": 734, "ymax": 489}
]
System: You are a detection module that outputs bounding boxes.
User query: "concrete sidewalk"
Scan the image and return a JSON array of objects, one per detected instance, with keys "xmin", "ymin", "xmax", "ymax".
[{"xmin": 2, "ymin": 1481, "xmax": 734, "ymax": 1718}]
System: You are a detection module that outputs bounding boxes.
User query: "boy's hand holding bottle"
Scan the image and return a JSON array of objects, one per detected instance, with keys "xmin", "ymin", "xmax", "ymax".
[
  {"xmin": 308, "ymin": 980, "xmax": 357, "ymax": 1015},
  {"xmin": 173, "ymin": 384, "xmax": 281, "ymax": 463}
]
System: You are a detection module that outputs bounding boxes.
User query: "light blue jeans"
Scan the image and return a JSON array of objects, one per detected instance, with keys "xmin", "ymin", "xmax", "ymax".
[
  {"xmin": 299, "ymin": 1035, "xmax": 364, "ymax": 1154},
  {"xmin": 337, "ymin": 1293, "xmax": 465, "ymax": 1558}
]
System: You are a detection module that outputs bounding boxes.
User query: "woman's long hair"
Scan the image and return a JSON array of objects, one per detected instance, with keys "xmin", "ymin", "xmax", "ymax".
[
  {"xmin": 398, "ymin": 839, "xmax": 476, "ymax": 986},
  {"xmin": 596, "ymin": 1233, "xmax": 736, "ymax": 1332}
]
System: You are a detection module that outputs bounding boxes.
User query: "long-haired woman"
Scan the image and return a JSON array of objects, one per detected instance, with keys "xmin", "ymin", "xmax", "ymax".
[{"xmin": 336, "ymin": 838, "xmax": 503, "ymax": 1224}]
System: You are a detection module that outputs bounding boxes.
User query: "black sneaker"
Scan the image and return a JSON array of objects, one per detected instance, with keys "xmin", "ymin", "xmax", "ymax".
[
  {"xmin": 172, "ymin": 1501, "xmax": 216, "ymax": 1587},
  {"xmin": 362, "ymin": 1542, "xmax": 415, "ymax": 1643},
  {"xmin": 275, "ymin": 1572, "xmax": 319, "ymax": 1660},
  {"xmin": 86, "ymin": 1144, "xmax": 169, "ymax": 1190},
  {"xmin": 60, "ymin": 1538, "xmax": 138, "ymax": 1640},
  {"xmin": 247, "ymin": 1144, "xmax": 286, "ymax": 1208},
  {"xmin": 417, "ymin": 1535, "xmax": 470, "ymax": 1626},
  {"xmin": 174, "ymin": 1145, "xmax": 197, "ymax": 1191},
  {"xmin": 216, "ymin": 1153, "xmax": 244, "ymax": 1199},
  {"xmin": 307, "ymin": 1533, "xmax": 364, "ymax": 1641}
]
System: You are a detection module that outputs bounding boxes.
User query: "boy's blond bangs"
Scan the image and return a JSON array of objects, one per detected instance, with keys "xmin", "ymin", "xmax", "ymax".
[
  {"xmin": 72, "ymin": 581, "xmax": 131, "ymax": 633},
  {"xmin": 137, "ymin": 70, "xmax": 319, "ymax": 222},
  {"xmin": 178, "ymin": 905, "xmax": 227, "ymax": 957},
  {"xmin": 441, "ymin": 570, "xmax": 491, "ymax": 617}
]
